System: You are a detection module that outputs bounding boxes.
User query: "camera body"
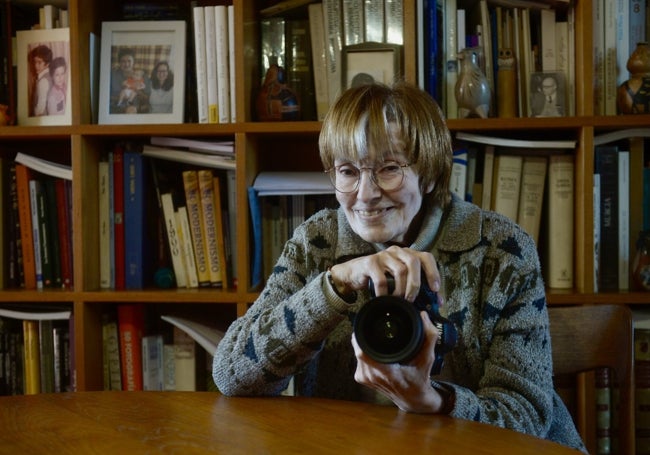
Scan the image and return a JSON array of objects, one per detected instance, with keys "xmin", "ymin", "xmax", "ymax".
[{"xmin": 353, "ymin": 275, "xmax": 457, "ymax": 375}]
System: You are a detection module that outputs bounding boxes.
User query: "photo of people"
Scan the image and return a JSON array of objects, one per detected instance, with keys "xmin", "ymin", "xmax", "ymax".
[
  {"xmin": 108, "ymin": 45, "xmax": 173, "ymax": 115},
  {"xmin": 529, "ymin": 72, "xmax": 566, "ymax": 118},
  {"xmin": 26, "ymin": 41, "xmax": 70, "ymax": 117}
]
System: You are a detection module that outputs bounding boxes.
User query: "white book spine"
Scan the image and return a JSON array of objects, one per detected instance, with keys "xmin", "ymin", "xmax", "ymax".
[
  {"xmin": 445, "ymin": 0, "xmax": 458, "ymax": 119},
  {"xmin": 322, "ymin": 0, "xmax": 343, "ymax": 104},
  {"xmin": 364, "ymin": 0, "xmax": 385, "ymax": 42},
  {"xmin": 204, "ymin": 6, "xmax": 219, "ymax": 123},
  {"xmin": 228, "ymin": 5, "xmax": 236, "ymax": 122},
  {"xmin": 176, "ymin": 207, "xmax": 199, "ymax": 288},
  {"xmin": 193, "ymin": 7, "xmax": 209, "ymax": 123},
  {"xmin": 161, "ymin": 193, "xmax": 187, "ymax": 288},
  {"xmin": 385, "ymin": 0, "xmax": 404, "ymax": 45},
  {"xmin": 481, "ymin": 145, "xmax": 495, "ymax": 210},
  {"xmin": 540, "ymin": 9, "xmax": 556, "ymax": 71},
  {"xmin": 343, "ymin": 0, "xmax": 364, "ymax": 46},
  {"xmin": 450, "ymin": 148, "xmax": 468, "ymax": 200},
  {"xmin": 546, "ymin": 155, "xmax": 574, "ymax": 289},
  {"xmin": 215, "ymin": 5, "xmax": 230, "ymax": 124},
  {"xmin": 309, "ymin": 3, "xmax": 330, "ymax": 120}
]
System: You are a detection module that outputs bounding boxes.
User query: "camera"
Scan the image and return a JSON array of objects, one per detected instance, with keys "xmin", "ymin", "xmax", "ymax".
[{"xmin": 353, "ymin": 275, "xmax": 457, "ymax": 375}]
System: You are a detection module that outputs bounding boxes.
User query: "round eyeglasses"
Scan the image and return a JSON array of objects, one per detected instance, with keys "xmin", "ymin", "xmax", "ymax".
[{"xmin": 325, "ymin": 161, "xmax": 411, "ymax": 193}]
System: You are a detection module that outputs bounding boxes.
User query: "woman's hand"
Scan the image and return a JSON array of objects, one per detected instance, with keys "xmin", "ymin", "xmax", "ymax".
[
  {"xmin": 351, "ymin": 311, "xmax": 447, "ymax": 413},
  {"xmin": 327, "ymin": 246, "xmax": 441, "ymax": 302}
]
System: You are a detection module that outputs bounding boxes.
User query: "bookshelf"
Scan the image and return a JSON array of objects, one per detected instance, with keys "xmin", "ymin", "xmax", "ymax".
[{"xmin": 0, "ymin": 0, "xmax": 648, "ymax": 408}]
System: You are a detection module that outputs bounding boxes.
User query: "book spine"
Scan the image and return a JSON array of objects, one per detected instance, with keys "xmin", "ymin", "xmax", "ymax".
[
  {"xmin": 183, "ymin": 170, "xmax": 211, "ymax": 287},
  {"xmin": 192, "ymin": 6, "xmax": 209, "ymax": 124},
  {"xmin": 516, "ymin": 156, "xmax": 548, "ymax": 245},
  {"xmin": 322, "ymin": 0, "xmax": 342, "ymax": 105},
  {"xmin": 215, "ymin": 5, "xmax": 230, "ymax": 124},
  {"xmin": 248, "ymin": 187, "xmax": 263, "ymax": 289},
  {"xmin": 23, "ymin": 319, "xmax": 40, "ymax": 394},
  {"xmin": 112, "ymin": 146, "xmax": 125, "ymax": 290},
  {"xmin": 123, "ymin": 150, "xmax": 146, "ymax": 289},
  {"xmin": 176, "ymin": 206, "xmax": 200, "ymax": 288},
  {"xmin": 117, "ymin": 303, "xmax": 144, "ymax": 391},
  {"xmin": 102, "ymin": 313, "xmax": 122, "ymax": 391},
  {"xmin": 603, "ymin": 0, "xmax": 617, "ymax": 115},
  {"xmin": 385, "ymin": 0, "xmax": 404, "ymax": 44},
  {"xmin": 44, "ymin": 178, "xmax": 62, "ymax": 288},
  {"xmin": 540, "ymin": 8, "xmax": 556, "ymax": 72},
  {"xmin": 29, "ymin": 179, "xmax": 44, "ymax": 290},
  {"xmin": 38, "ymin": 319, "xmax": 55, "ymax": 393},
  {"xmin": 595, "ymin": 367, "xmax": 612, "ymax": 455},
  {"xmin": 635, "ymin": 327, "xmax": 650, "ymax": 452},
  {"xmin": 342, "ymin": 0, "xmax": 364, "ymax": 46},
  {"xmin": 55, "ymin": 179, "xmax": 73, "ymax": 289},
  {"xmin": 99, "ymin": 160, "xmax": 111, "ymax": 289},
  {"xmin": 226, "ymin": 170, "xmax": 237, "ymax": 288},
  {"xmin": 618, "ymin": 150, "xmax": 630, "ymax": 290},
  {"xmin": 364, "ymin": 0, "xmax": 385, "ymax": 42},
  {"xmin": 161, "ymin": 193, "xmax": 187, "ymax": 288},
  {"xmin": 596, "ymin": 145, "xmax": 619, "ymax": 291},
  {"xmin": 286, "ymin": 18, "xmax": 316, "ymax": 121},
  {"xmin": 228, "ymin": 5, "xmax": 236, "ymax": 122},
  {"xmin": 491, "ymin": 153, "xmax": 523, "ymax": 222},
  {"xmin": 545, "ymin": 154, "xmax": 574, "ymax": 289},
  {"xmin": 142, "ymin": 334, "xmax": 164, "ymax": 391},
  {"xmin": 308, "ymin": 3, "xmax": 330, "ymax": 121},
  {"xmin": 212, "ymin": 175, "xmax": 229, "ymax": 290},
  {"xmin": 15, "ymin": 164, "xmax": 35, "ymax": 289},
  {"xmin": 204, "ymin": 6, "xmax": 219, "ymax": 123},
  {"xmin": 197, "ymin": 169, "xmax": 223, "ymax": 287},
  {"xmin": 450, "ymin": 147, "xmax": 468, "ymax": 200},
  {"xmin": 444, "ymin": 0, "xmax": 458, "ymax": 119},
  {"xmin": 173, "ymin": 326, "xmax": 197, "ymax": 391}
]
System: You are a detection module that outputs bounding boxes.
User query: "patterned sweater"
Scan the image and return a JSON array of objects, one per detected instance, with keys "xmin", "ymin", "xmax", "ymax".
[{"xmin": 213, "ymin": 196, "xmax": 586, "ymax": 453}]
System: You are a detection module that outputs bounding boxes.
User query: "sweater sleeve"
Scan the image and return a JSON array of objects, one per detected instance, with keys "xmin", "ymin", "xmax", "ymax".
[{"xmin": 212, "ymin": 210, "xmax": 355, "ymax": 396}]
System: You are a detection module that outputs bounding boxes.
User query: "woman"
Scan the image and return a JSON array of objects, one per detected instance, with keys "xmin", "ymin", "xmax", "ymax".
[
  {"xmin": 213, "ymin": 82, "xmax": 586, "ymax": 453},
  {"xmin": 149, "ymin": 61, "xmax": 174, "ymax": 114},
  {"xmin": 46, "ymin": 57, "xmax": 67, "ymax": 115}
]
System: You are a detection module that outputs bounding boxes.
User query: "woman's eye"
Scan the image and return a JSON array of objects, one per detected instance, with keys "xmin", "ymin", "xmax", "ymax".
[{"xmin": 338, "ymin": 167, "xmax": 358, "ymax": 177}]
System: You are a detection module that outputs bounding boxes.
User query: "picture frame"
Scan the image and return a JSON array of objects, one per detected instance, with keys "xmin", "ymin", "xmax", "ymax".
[
  {"xmin": 17, "ymin": 28, "xmax": 72, "ymax": 126},
  {"xmin": 341, "ymin": 42, "xmax": 403, "ymax": 90},
  {"xmin": 98, "ymin": 21, "xmax": 186, "ymax": 125},
  {"xmin": 529, "ymin": 71, "xmax": 566, "ymax": 118}
]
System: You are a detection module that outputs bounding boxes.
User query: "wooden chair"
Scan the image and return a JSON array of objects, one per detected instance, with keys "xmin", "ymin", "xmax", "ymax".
[{"xmin": 548, "ymin": 304, "xmax": 634, "ymax": 455}]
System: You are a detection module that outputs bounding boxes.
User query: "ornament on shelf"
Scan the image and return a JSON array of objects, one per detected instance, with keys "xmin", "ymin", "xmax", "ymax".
[
  {"xmin": 256, "ymin": 64, "xmax": 300, "ymax": 121},
  {"xmin": 617, "ymin": 42, "xmax": 650, "ymax": 114},
  {"xmin": 455, "ymin": 47, "xmax": 491, "ymax": 119}
]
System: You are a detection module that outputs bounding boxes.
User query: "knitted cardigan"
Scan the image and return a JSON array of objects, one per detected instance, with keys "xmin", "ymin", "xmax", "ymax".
[{"xmin": 213, "ymin": 196, "xmax": 586, "ymax": 453}]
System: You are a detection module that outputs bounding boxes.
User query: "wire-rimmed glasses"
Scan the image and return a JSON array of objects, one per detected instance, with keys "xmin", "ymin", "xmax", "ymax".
[{"xmin": 325, "ymin": 161, "xmax": 411, "ymax": 193}]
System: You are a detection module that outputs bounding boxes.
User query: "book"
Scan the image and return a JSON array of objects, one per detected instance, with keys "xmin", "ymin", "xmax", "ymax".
[
  {"xmin": 176, "ymin": 205, "xmax": 200, "ymax": 288},
  {"xmin": 0, "ymin": 305, "xmax": 72, "ymax": 321},
  {"xmin": 142, "ymin": 334, "xmax": 164, "ymax": 391},
  {"xmin": 633, "ymin": 309, "xmax": 650, "ymax": 453},
  {"xmin": 141, "ymin": 145, "xmax": 235, "ymax": 171},
  {"xmin": 23, "ymin": 320, "xmax": 40, "ymax": 395},
  {"xmin": 39, "ymin": 319, "xmax": 55, "ymax": 393},
  {"xmin": 252, "ymin": 171, "xmax": 333, "ymax": 196},
  {"xmin": 603, "ymin": 0, "xmax": 617, "ymax": 115},
  {"xmin": 29, "ymin": 179, "xmax": 45, "ymax": 290},
  {"xmin": 98, "ymin": 160, "xmax": 111, "ymax": 289},
  {"xmin": 204, "ymin": 6, "xmax": 219, "ymax": 123},
  {"xmin": 102, "ymin": 311, "xmax": 122, "ymax": 391},
  {"xmin": 55, "ymin": 179, "xmax": 73, "ymax": 289},
  {"xmin": 192, "ymin": 6, "xmax": 209, "ymax": 124},
  {"xmin": 516, "ymin": 155, "xmax": 548, "ymax": 244},
  {"xmin": 160, "ymin": 193, "xmax": 187, "ymax": 288},
  {"xmin": 228, "ymin": 4, "xmax": 236, "ymax": 122},
  {"xmin": 455, "ymin": 131, "xmax": 576, "ymax": 149},
  {"xmin": 152, "ymin": 134, "xmax": 232, "ymax": 160},
  {"xmin": 42, "ymin": 178, "xmax": 62, "ymax": 288},
  {"xmin": 117, "ymin": 303, "xmax": 145, "ymax": 391},
  {"xmin": 385, "ymin": 0, "xmax": 404, "ymax": 44},
  {"xmin": 322, "ymin": 0, "xmax": 343, "ymax": 104},
  {"xmin": 52, "ymin": 320, "xmax": 70, "ymax": 392},
  {"xmin": 308, "ymin": 2, "xmax": 330, "ymax": 121},
  {"xmin": 618, "ymin": 149, "xmax": 630, "ymax": 291},
  {"xmin": 595, "ymin": 367, "xmax": 613, "ymax": 455},
  {"xmin": 123, "ymin": 149, "xmax": 151, "ymax": 289},
  {"xmin": 342, "ymin": 0, "xmax": 364, "ymax": 46},
  {"xmin": 215, "ymin": 5, "xmax": 231, "ymax": 124},
  {"xmin": 540, "ymin": 8, "xmax": 556, "ymax": 71},
  {"xmin": 160, "ymin": 315, "xmax": 225, "ymax": 357},
  {"xmin": 286, "ymin": 18, "xmax": 316, "ymax": 121},
  {"xmin": 444, "ymin": 0, "xmax": 459, "ymax": 119},
  {"xmin": 364, "ymin": 0, "xmax": 384, "ymax": 42},
  {"xmin": 14, "ymin": 164, "xmax": 36, "ymax": 289},
  {"xmin": 183, "ymin": 170, "xmax": 211, "ymax": 287},
  {"xmin": 490, "ymin": 153, "xmax": 523, "ymax": 222},
  {"xmin": 14, "ymin": 153, "xmax": 72, "ymax": 181},
  {"xmin": 480, "ymin": 145, "xmax": 495, "ymax": 210},
  {"xmin": 595, "ymin": 145, "xmax": 620, "ymax": 291},
  {"xmin": 212, "ymin": 175, "xmax": 229, "ymax": 290},
  {"xmin": 111, "ymin": 145, "xmax": 126, "ymax": 290},
  {"xmin": 172, "ymin": 325, "xmax": 197, "ymax": 391},
  {"xmin": 544, "ymin": 154, "xmax": 574, "ymax": 289},
  {"xmin": 248, "ymin": 187, "xmax": 263, "ymax": 290},
  {"xmin": 198, "ymin": 169, "xmax": 224, "ymax": 288},
  {"xmin": 450, "ymin": 147, "xmax": 468, "ymax": 200},
  {"xmin": 593, "ymin": 0, "xmax": 605, "ymax": 115}
]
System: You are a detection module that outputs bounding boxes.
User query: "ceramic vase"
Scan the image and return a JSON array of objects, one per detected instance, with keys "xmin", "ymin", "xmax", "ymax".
[
  {"xmin": 616, "ymin": 42, "xmax": 650, "ymax": 114},
  {"xmin": 455, "ymin": 47, "xmax": 491, "ymax": 119}
]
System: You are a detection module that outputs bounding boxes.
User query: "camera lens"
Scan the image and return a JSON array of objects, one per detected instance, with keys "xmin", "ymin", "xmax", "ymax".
[{"xmin": 353, "ymin": 295, "xmax": 424, "ymax": 364}]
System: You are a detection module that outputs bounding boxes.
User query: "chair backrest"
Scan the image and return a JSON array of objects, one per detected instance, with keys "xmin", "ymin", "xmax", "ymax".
[{"xmin": 548, "ymin": 304, "xmax": 634, "ymax": 455}]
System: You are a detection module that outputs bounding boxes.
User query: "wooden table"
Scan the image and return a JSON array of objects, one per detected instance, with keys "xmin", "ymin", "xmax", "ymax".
[{"xmin": 0, "ymin": 391, "xmax": 581, "ymax": 454}]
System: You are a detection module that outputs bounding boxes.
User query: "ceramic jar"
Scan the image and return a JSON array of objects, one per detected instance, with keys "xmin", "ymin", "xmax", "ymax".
[
  {"xmin": 616, "ymin": 42, "xmax": 650, "ymax": 114},
  {"xmin": 455, "ymin": 47, "xmax": 491, "ymax": 119}
]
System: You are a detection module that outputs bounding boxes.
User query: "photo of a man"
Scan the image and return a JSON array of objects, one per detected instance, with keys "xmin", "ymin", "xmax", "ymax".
[{"xmin": 530, "ymin": 72, "xmax": 566, "ymax": 118}]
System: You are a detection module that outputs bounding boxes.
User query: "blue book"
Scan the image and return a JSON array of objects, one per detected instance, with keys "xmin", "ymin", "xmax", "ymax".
[
  {"xmin": 248, "ymin": 186, "xmax": 263, "ymax": 290},
  {"xmin": 123, "ymin": 149, "xmax": 147, "ymax": 289}
]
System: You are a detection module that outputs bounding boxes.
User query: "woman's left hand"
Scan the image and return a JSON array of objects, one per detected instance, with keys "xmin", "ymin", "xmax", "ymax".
[{"xmin": 351, "ymin": 311, "xmax": 447, "ymax": 413}]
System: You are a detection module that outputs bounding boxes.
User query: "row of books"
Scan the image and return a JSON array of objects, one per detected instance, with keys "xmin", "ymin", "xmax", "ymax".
[
  {"xmin": 99, "ymin": 139, "xmax": 236, "ymax": 290},
  {"xmin": 0, "ymin": 305, "xmax": 73, "ymax": 396},
  {"xmin": 191, "ymin": 4, "xmax": 236, "ymax": 124},
  {"xmin": 592, "ymin": 129, "xmax": 650, "ymax": 293},
  {"xmin": 453, "ymin": 132, "xmax": 576, "ymax": 289},
  {"xmin": 2, "ymin": 153, "xmax": 73, "ymax": 291},
  {"xmin": 102, "ymin": 304, "xmax": 224, "ymax": 392}
]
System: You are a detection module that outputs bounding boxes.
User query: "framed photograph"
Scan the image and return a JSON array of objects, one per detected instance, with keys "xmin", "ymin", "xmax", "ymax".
[
  {"xmin": 529, "ymin": 71, "xmax": 566, "ymax": 118},
  {"xmin": 341, "ymin": 43, "xmax": 403, "ymax": 90},
  {"xmin": 17, "ymin": 28, "xmax": 71, "ymax": 126},
  {"xmin": 98, "ymin": 21, "xmax": 186, "ymax": 125}
]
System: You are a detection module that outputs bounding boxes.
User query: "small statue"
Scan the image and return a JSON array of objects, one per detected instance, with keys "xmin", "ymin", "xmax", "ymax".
[
  {"xmin": 256, "ymin": 64, "xmax": 300, "ymax": 121},
  {"xmin": 617, "ymin": 42, "xmax": 650, "ymax": 114},
  {"xmin": 455, "ymin": 47, "xmax": 491, "ymax": 119}
]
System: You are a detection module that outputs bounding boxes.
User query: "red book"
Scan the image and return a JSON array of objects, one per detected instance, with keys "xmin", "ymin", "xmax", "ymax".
[
  {"xmin": 14, "ymin": 164, "xmax": 36, "ymax": 289},
  {"xmin": 117, "ymin": 303, "xmax": 144, "ymax": 391},
  {"xmin": 56, "ymin": 179, "xmax": 73, "ymax": 288},
  {"xmin": 112, "ymin": 145, "xmax": 125, "ymax": 290}
]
